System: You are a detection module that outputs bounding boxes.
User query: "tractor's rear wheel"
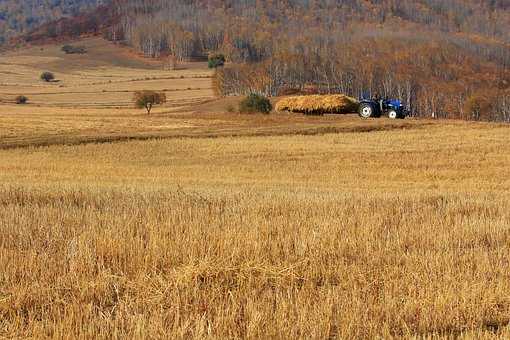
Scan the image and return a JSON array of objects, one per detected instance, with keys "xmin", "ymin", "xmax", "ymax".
[{"xmin": 359, "ymin": 103, "xmax": 376, "ymax": 118}]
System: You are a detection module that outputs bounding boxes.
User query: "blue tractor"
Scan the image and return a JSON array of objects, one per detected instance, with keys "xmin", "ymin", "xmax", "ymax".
[{"xmin": 358, "ymin": 96, "xmax": 408, "ymax": 119}]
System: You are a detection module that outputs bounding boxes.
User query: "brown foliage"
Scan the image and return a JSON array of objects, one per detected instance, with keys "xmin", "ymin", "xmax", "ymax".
[{"xmin": 464, "ymin": 92, "xmax": 494, "ymax": 121}]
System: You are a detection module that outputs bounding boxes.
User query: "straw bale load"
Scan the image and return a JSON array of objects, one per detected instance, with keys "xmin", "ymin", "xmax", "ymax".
[{"xmin": 275, "ymin": 94, "xmax": 359, "ymax": 115}]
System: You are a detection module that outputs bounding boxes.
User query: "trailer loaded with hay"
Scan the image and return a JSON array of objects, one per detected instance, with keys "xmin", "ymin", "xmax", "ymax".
[
  {"xmin": 275, "ymin": 94, "xmax": 409, "ymax": 119},
  {"xmin": 275, "ymin": 95, "xmax": 359, "ymax": 115}
]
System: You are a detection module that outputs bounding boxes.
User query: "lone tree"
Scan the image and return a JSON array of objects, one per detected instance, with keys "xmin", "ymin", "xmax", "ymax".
[
  {"xmin": 133, "ymin": 90, "xmax": 167, "ymax": 114},
  {"xmin": 40, "ymin": 71, "xmax": 55, "ymax": 82}
]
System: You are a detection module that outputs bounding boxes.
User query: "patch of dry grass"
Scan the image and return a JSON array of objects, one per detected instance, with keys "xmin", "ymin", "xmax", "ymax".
[
  {"xmin": 1, "ymin": 123, "xmax": 510, "ymax": 338},
  {"xmin": 0, "ymin": 98, "xmax": 423, "ymax": 150}
]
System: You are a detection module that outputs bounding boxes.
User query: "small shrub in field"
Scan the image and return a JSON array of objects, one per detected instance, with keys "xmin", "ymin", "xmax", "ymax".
[
  {"xmin": 133, "ymin": 90, "xmax": 167, "ymax": 114},
  {"xmin": 61, "ymin": 45, "xmax": 87, "ymax": 54},
  {"xmin": 227, "ymin": 104, "xmax": 236, "ymax": 113},
  {"xmin": 61, "ymin": 45, "xmax": 73, "ymax": 53},
  {"xmin": 239, "ymin": 93, "xmax": 272, "ymax": 114},
  {"xmin": 226, "ymin": 104, "xmax": 235, "ymax": 113},
  {"xmin": 40, "ymin": 72, "xmax": 55, "ymax": 82},
  {"xmin": 208, "ymin": 54, "xmax": 226, "ymax": 68},
  {"xmin": 15, "ymin": 95, "xmax": 28, "ymax": 104}
]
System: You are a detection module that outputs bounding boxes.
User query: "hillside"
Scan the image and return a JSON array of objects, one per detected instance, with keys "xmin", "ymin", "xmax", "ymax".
[
  {"xmin": 107, "ymin": 0, "xmax": 510, "ymax": 121},
  {"xmin": 2, "ymin": 1, "xmax": 509, "ymax": 121},
  {"xmin": 0, "ymin": 37, "xmax": 220, "ymax": 148},
  {"xmin": 0, "ymin": 0, "xmax": 102, "ymax": 44}
]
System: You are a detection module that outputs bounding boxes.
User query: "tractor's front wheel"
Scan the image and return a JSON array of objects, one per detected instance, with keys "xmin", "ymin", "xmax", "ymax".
[
  {"xmin": 388, "ymin": 110, "xmax": 405, "ymax": 119},
  {"xmin": 359, "ymin": 103, "xmax": 376, "ymax": 118},
  {"xmin": 388, "ymin": 110, "xmax": 398, "ymax": 119}
]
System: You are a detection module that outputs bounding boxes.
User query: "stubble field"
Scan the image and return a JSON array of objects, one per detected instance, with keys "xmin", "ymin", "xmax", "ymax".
[{"xmin": 1, "ymin": 38, "xmax": 510, "ymax": 339}]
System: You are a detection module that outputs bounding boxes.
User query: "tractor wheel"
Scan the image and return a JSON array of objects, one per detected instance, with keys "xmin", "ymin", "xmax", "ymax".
[
  {"xmin": 388, "ymin": 110, "xmax": 405, "ymax": 119},
  {"xmin": 388, "ymin": 110, "xmax": 398, "ymax": 119},
  {"xmin": 359, "ymin": 103, "xmax": 376, "ymax": 118}
]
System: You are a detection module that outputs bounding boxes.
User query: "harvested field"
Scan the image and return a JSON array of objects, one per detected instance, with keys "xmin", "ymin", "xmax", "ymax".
[
  {"xmin": 2, "ymin": 37, "xmax": 510, "ymax": 339},
  {"xmin": 0, "ymin": 37, "xmax": 214, "ymax": 108},
  {"xmin": 1, "ymin": 122, "xmax": 510, "ymax": 338},
  {"xmin": 275, "ymin": 94, "xmax": 359, "ymax": 115},
  {"xmin": 0, "ymin": 103, "xmax": 424, "ymax": 149}
]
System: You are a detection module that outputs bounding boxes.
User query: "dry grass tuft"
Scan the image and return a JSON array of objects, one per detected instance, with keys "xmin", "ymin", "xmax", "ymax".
[{"xmin": 276, "ymin": 94, "xmax": 359, "ymax": 115}]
